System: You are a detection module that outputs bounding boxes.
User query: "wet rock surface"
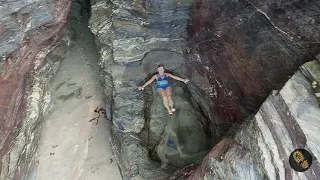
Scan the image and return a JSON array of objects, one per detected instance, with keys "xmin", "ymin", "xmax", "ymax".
[
  {"xmin": 105, "ymin": 50, "xmax": 212, "ymax": 179},
  {"xmin": 89, "ymin": 1, "xmax": 214, "ymax": 178}
]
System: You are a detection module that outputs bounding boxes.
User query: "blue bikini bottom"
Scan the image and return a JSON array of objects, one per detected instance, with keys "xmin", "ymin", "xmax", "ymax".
[
  {"xmin": 167, "ymin": 137, "xmax": 177, "ymax": 149},
  {"xmin": 156, "ymin": 84, "xmax": 171, "ymax": 90}
]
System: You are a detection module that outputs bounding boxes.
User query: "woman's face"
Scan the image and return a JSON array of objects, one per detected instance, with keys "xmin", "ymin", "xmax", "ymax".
[{"xmin": 158, "ymin": 66, "xmax": 165, "ymax": 75}]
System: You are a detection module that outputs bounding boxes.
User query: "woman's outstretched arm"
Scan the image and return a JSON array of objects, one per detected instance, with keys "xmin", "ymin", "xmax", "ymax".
[
  {"xmin": 166, "ymin": 73, "xmax": 189, "ymax": 84},
  {"xmin": 139, "ymin": 75, "xmax": 157, "ymax": 90}
]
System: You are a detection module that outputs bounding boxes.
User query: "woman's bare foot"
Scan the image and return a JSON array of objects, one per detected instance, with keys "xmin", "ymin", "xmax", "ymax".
[
  {"xmin": 171, "ymin": 108, "xmax": 176, "ymax": 112},
  {"xmin": 168, "ymin": 110, "xmax": 173, "ymax": 115}
]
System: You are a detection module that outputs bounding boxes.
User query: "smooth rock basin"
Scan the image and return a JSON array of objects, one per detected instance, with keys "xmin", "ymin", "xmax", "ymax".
[{"xmin": 1, "ymin": 0, "xmax": 320, "ymax": 179}]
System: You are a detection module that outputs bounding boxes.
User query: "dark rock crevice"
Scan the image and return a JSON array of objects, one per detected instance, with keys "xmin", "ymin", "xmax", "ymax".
[{"xmin": 139, "ymin": 79, "xmax": 154, "ymax": 151}]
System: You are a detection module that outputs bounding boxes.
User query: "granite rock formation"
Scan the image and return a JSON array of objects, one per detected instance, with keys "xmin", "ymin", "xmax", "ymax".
[{"xmin": 0, "ymin": 0, "xmax": 70, "ymax": 179}]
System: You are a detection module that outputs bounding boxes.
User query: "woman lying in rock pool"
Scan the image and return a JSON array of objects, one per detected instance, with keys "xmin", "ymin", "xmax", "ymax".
[{"xmin": 138, "ymin": 64, "xmax": 189, "ymax": 114}]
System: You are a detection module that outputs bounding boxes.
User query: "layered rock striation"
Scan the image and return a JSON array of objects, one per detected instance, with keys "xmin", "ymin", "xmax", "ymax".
[
  {"xmin": 1, "ymin": 0, "xmax": 320, "ymax": 179},
  {"xmin": 187, "ymin": 59, "xmax": 320, "ymax": 180},
  {"xmin": 0, "ymin": 0, "xmax": 70, "ymax": 178}
]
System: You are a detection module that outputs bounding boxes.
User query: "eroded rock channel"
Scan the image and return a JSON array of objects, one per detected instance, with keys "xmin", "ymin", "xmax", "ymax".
[
  {"xmin": 88, "ymin": 0, "xmax": 216, "ymax": 178},
  {"xmin": 138, "ymin": 51, "xmax": 213, "ymax": 170}
]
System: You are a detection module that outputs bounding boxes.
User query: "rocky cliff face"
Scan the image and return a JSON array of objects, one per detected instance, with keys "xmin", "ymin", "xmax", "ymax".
[
  {"xmin": 0, "ymin": 0, "xmax": 70, "ymax": 179},
  {"xmin": 187, "ymin": 59, "xmax": 320, "ymax": 180},
  {"xmin": 185, "ymin": 0, "xmax": 320, "ymax": 141},
  {"xmin": 1, "ymin": 0, "xmax": 320, "ymax": 179},
  {"xmin": 88, "ymin": 0, "xmax": 320, "ymax": 179}
]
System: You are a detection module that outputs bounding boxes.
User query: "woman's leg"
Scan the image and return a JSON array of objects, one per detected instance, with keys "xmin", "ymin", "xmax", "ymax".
[
  {"xmin": 165, "ymin": 86, "xmax": 175, "ymax": 112},
  {"xmin": 157, "ymin": 141, "xmax": 169, "ymax": 168},
  {"xmin": 157, "ymin": 88, "xmax": 172, "ymax": 114},
  {"xmin": 169, "ymin": 130, "xmax": 183, "ymax": 156}
]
